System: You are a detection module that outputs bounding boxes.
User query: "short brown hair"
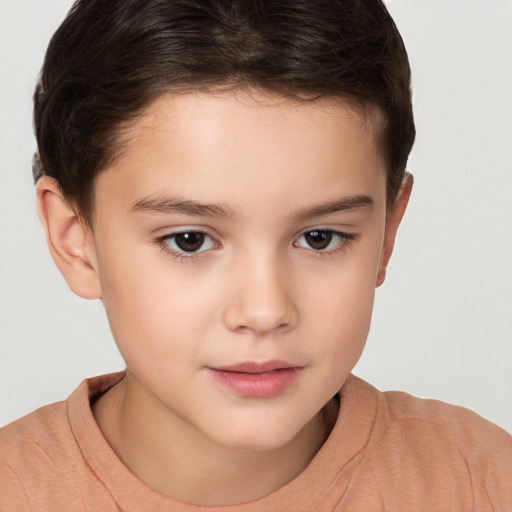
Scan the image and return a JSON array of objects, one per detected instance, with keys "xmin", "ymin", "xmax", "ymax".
[{"xmin": 34, "ymin": 0, "xmax": 415, "ymax": 222}]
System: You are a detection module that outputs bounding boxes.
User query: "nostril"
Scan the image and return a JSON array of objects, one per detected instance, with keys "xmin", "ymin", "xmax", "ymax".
[{"xmin": 276, "ymin": 322, "xmax": 290, "ymax": 333}]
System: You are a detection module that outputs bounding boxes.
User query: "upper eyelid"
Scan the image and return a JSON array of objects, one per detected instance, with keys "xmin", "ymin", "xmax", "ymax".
[
  {"xmin": 295, "ymin": 229, "xmax": 353, "ymax": 242},
  {"xmin": 294, "ymin": 226, "xmax": 353, "ymax": 240},
  {"xmin": 160, "ymin": 226, "xmax": 211, "ymax": 234},
  {"xmin": 300, "ymin": 227, "xmax": 350, "ymax": 234},
  {"xmin": 298, "ymin": 222, "xmax": 355, "ymax": 231},
  {"xmin": 156, "ymin": 226, "xmax": 219, "ymax": 240}
]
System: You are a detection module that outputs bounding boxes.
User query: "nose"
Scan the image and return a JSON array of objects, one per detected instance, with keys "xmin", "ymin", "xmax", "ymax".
[{"xmin": 222, "ymin": 255, "xmax": 298, "ymax": 336}]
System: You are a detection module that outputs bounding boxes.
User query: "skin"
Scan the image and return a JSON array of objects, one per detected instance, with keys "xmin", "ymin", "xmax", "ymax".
[{"xmin": 36, "ymin": 90, "xmax": 412, "ymax": 506}]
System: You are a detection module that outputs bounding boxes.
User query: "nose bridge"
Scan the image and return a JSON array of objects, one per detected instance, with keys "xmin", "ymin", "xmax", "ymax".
[{"xmin": 223, "ymin": 247, "xmax": 298, "ymax": 335}]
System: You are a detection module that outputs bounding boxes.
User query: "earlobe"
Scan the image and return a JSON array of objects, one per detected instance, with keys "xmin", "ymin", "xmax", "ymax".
[
  {"xmin": 36, "ymin": 176, "xmax": 102, "ymax": 300},
  {"xmin": 376, "ymin": 173, "xmax": 413, "ymax": 287}
]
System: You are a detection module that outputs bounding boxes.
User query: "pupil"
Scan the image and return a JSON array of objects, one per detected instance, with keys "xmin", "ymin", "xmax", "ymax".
[
  {"xmin": 305, "ymin": 230, "xmax": 332, "ymax": 250},
  {"xmin": 175, "ymin": 232, "xmax": 205, "ymax": 252}
]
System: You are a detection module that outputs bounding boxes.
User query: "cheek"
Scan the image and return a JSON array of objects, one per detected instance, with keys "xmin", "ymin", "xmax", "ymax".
[
  {"xmin": 306, "ymin": 250, "xmax": 379, "ymax": 369},
  {"xmin": 311, "ymin": 294, "xmax": 374, "ymax": 402},
  {"xmin": 96, "ymin": 244, "xmax": 217, "ymax": 366},
  {"xmin": 321, "ymin": 286, "xmax": 374, "ymax": 360}
]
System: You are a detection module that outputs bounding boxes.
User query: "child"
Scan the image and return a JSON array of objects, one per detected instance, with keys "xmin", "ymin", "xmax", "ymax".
[{"xmin": 1, "ymin": 0, "xmax": 511, "ymax": 510}]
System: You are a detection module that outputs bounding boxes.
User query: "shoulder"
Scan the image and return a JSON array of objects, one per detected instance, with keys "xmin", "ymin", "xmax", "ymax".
[
  {"xmin": 0, "ymin": 401, "xmax": 79, "ymax": 510},
  {"xmin": 0, "ymin": 400, "xmax": 74, "ymax": 465},
  {"xmin": 0, "ymin": 373, "xmax": 124, "ymax": 472},
  {"xmin": 382, "ymin": 389, "xmax": 512, "ymax": 453},
  {"xmin": 0, "ymin": 374, "xmax": 124, "ymax": 511},
  {"xmin": 379, "ymin": 388, "xmax": 512, "ymax": 505},
  {"xmin": 345, "ymin": 376, "xmax": 512, "ymax": 460},
  {"xmin": 0, "ymin": 400, "xmax": 82, "ymax": 474},
  {"xmin": 329, "ymin": 378, "xmax": 512, "ymax": 509}
]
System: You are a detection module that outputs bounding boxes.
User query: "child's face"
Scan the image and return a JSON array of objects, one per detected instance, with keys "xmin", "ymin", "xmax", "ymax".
[{"xmin": 65, "ymin": 91, "xmax": 407, "ymax": 450}]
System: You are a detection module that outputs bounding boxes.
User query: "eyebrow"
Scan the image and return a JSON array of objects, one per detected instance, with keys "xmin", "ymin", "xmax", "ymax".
[
  {"xmin": 130, "ymin": 193, "xmax": 373, "ymax": 221},
  {"xmin": 291, "ymin": 194, "xmax": 374, "ymax": 222},
  {"xmin": 130, "ymin": 195, "xmax": 237, "ymax": 219}
]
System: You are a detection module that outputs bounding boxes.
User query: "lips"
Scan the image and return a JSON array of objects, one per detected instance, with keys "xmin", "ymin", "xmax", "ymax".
[{"xmin": 207, "ymin": 360, "xmax": 302, "ymax": 398}]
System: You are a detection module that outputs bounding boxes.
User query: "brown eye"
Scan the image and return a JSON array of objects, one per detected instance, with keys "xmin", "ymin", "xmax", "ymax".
[
  {"xmin": 173, "ymin": 232, "xmax": 206, "ymax": 252},
  {"xmin": 295, "ymin": 229, "xmax": 353, "ymax": 252},
  {"xmin": 303, "ymin": 230, "xmax": 333, "ymax": 250},
  {"xmin": 159, "ymin": 230, "xmax": 216, "ymax": 259}
]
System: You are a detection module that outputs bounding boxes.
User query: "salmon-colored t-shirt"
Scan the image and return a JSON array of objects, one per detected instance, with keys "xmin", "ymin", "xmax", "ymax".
[{"xmin": 1, "ymin": 373, "xmax": 511, "ymax": 511}]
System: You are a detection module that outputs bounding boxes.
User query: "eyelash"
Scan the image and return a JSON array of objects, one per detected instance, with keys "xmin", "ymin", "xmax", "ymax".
[
  {"xmin": 294, "ymin": 229, "xmax": 355, "ymax": 258},
  {"xmin": 156, "ymin": 229, "xmax": 215, "ymax": 263},
  {"xmin": 155, "ymin": 228, "xmax": 355, "ymax": 262}
]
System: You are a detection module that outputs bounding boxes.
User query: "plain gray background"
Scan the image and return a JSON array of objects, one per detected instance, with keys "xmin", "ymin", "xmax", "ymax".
[{"xmin": 1, "ymin": 0, "xmax": 511, "ymax": 432}]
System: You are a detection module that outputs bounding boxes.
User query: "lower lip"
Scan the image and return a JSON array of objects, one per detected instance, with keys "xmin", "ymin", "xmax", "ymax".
[{"xmin": 208, "ymin": 367, "xmax": 301, "ymax": 398}]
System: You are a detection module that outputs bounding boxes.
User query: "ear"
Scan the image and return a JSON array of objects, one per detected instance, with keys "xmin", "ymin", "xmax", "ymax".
[
  {"xmin": 376, "ymin": 173, "xmax": 413, "ymax": 287},
  {"xmin": 36, "ymin": 176, "xmax": 102, "ymax": 299}
]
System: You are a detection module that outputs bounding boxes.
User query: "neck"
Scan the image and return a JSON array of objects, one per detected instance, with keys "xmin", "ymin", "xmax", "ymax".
[{"xmin": 92, "ymin": 373, "xmax": 337, "ymax": 506}]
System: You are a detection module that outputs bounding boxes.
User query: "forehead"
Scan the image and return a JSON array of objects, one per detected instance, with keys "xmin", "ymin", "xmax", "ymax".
[
  {"xmin": 128, "ymin": 89, "xmax": 383, "ymax": 151},
  {"xmin": 94, "ymin": 90, "xmax": 386, "ymax": 220}
]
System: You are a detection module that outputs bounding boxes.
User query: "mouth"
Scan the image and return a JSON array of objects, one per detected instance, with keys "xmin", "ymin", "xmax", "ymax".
[{"xmin": 207, "ymin": 360, "xmax": 302, "ymax": 398}]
